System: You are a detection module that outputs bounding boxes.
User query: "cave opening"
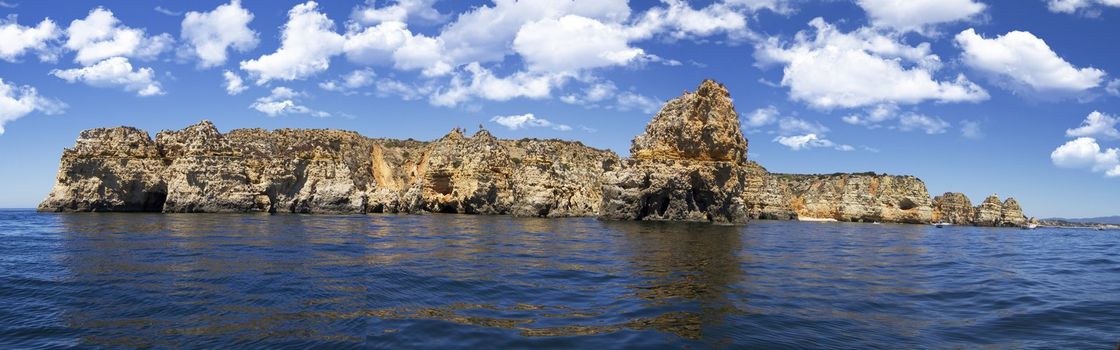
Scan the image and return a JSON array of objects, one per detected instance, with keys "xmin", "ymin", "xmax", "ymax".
[{"xmin": 141, "ymin": 192, "xmax": 167, "ymax": 212}]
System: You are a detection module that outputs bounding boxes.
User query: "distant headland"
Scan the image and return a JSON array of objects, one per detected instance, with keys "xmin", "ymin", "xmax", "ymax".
[{"xmin": 39, "ymin": 80, "xmax": 1032, "ymax": 226}]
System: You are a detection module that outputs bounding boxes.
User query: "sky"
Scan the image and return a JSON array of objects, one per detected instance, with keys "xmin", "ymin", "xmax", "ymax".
[{"xmin": 1, "ymin": 0, "xmax": 1119, "ymax": 218}]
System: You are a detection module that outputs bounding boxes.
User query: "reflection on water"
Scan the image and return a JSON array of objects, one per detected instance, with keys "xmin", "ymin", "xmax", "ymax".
[{"xmin": 1, "ymin": 211, "xmax": 1118, "ymax": 349}]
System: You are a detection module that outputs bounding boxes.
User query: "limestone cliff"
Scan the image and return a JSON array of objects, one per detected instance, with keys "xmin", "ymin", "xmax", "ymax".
[
  {"xmin": 743, "ymin": 162, "xmax": 933, "ymax": 224},
  {"xmin": 39, "ymin": 79, "xmax": 1030, "ymax": 226},
  {"xmin": 39, "ymin": 122, "xmax": 619, "ymax": 217},
  {"xmin": 599, "ymin": 79, "xmax": 751, "ymax": 224}
]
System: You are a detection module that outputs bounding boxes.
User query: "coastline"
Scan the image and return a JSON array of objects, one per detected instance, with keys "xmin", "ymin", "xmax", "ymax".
[{"xmin": 37, "ymin": 80, "xmax": 1034, "ymax": 227}]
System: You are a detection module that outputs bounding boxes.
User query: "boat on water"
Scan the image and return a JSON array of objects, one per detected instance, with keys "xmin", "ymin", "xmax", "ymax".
[
  {"xmin": 1021, "ymin": 223, "xmax": 1039, "ymax": 230},
  {"xmin": 933, "ymin": 222, "xmax": 953, "ymax": 228}
]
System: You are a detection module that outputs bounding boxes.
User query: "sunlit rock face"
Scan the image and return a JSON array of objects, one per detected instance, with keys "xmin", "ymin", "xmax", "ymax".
[
  {"xmin": 39, "ymin": 121, "xmax": 619, "ymax": 217},
  {"xmin": 600, "ymin": 79, "xmax": 751, "ymax": 224},
  {"xmin": 39, "ymin": 79, "xmax": 1030, "ymax": 227},
  {"xmin": 933, "ymin": 192, "xmax": 975, "ymax": 224},
  {"xmin": 746, "ymin": 171, "xmax": 935, "ymax": 224}
]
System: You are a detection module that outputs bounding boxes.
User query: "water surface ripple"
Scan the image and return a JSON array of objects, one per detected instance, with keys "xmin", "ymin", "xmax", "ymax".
[{"xmin": 1, "ymin": 210, "xmax": 1117, "ymax": 349}]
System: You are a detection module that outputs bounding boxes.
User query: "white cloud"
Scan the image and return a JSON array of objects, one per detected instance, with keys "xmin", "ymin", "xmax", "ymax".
[
  {"xmin": 0, "ymin": 16, "xmax": 60, "ymax": 62},
  {"xmin": 755, "ymin": 18, "xmax": 988, "ymax": 109},
  {"xmin": 430, "ymin": 63, "xmax": 567, "ymax": 107},
  {"xmin": 956, "ymin": 29, "xmax": 1106, "ymax": 95},
  {"xmin": 514, "ymin": 15, "xmax": 644, "ymax": 73},
  {"xmin": 744, "ymin": 105, "xmax": 780, "ymax": 128},
  {"xmin": 375, "ymin": 79, "xmax": 432, "ymax": 101},
  {"xmin": 1051, "ymin": 137, "xmax": 1120, "ymax": 177},
  {"xmin": 856, "ymin": 0, "xmax": 986, "ymax": 34},
  {"xmin": 436, "ymin": 0, "xmax": 631, "ymax": 66},
  {"xmin": 240, "ymin": 1, "xmax": 344, "ymax": 84},
  {"xmin": 627, "ymin": 0, "xmax": 749, "ymax": 41},
  {"xmin": 490, "ymin": 113, "xmax": 571, "ymax": 131},
  {"xmin": 51, "ymin": 57, "xmax": 164, "ymax": 96},
  {"xmin": 960, "ymin": 120, "xmax": 984, "ymax": 139},
  {"xmin": 1066, "ymin": 111, "xmax": 1120, "ymax": 140},
  {"xmin": 842, "ymin": 105, "xmax": 950, "ymax": 134},
  {"xmin": 250, "ymin": 87, "xmax": 329, "ymax": 117},
  {"xmin": 352, "ymin": 0, "xmax": 444, "ymax": 25},
  {"xmin": 778, "ymin": 117, "xmax": 829, "ymax": 135},
  {"xmin": 154, "ymin": 6, "xmax": 181, "ymax": 16},
  {"xmin": 559, "ymin": 81, "xmax": 662, "ymax": 114},
  {"xmin": 222, "ymin": 70, "xmax": 246, "ymax": 95},
  {"xmin": 319, "ymin": 68, "xmax": 376, "ymax": 93},
  {"xmin": 0, "ymin": 1, "xmax": 17, "ymax": 9},
  {"xmin": 181, "ymin": 0, "xmax": 258, "ymax": 68},
  {"xmin": 1046, "ymin": 0, "xmax": 1120, "ymax": 14},
  {"xmin": 615, "ymin": 91, "xmax": 662, "ymax": 114},
  {"xmin": 898, "ymin": 113, "xmax": 950, "ymax": 134},
  {"xmin": 1106, "ymin": 79, "xmax": 1119, "ymax": 96},
  {"xmin": 773, "ymin": 133, "xmax": 851, "ymax": 151},
  {"xmin": 64, "ymin": 8, "xmax": 174, "ymax": 66},
  {"xmin": 0, "ymin": 78, "xmax": 67, "ymax": 135}
]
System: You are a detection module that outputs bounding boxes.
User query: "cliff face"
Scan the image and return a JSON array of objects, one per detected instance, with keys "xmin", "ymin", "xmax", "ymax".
[
  {"xmin": 742, "ymin": 162, "xmax": 933, "ymax": 224},
  {"xmin": 39, "ymin": 79, "xmax": 1030, "ymax": 226},
  {"xmin": 599, "ymin": 79, "xmax": 751, "ymax": 224},
  {"xmin": 39, "ymin": 122, "xmax": 619, "ymax": 217}
]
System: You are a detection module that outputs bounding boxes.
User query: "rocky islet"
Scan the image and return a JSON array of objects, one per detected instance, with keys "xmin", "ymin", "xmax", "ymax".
[{"xmin": 39, "ymin": 80, "xmax": 1030, "ymax": 226}]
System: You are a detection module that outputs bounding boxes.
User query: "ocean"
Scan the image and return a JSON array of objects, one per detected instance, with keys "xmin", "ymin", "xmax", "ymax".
[{"xmin": 1, "ymin": 209, "xmax": 1117, "ymax": 349}]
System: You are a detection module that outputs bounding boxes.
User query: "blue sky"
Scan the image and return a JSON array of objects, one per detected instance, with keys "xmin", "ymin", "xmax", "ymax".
[{"xmin": 1, "ymin": 0, "xmax": 1119, "ymax": 218}]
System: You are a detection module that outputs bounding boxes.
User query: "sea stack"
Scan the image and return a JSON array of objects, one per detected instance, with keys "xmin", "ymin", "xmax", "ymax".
[{"xmin": 598, "ymin": 79, "xmax": 752, "ymax": 224}]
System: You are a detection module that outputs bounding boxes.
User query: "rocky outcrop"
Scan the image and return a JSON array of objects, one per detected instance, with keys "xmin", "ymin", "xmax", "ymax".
[
  {"xmin": 932, "ymin": 192, "xmax": 975, "ymax": 224},
  {"xmin": 742, "ymin": 164, "xmax": 934, "ymax": 224},
  {"xmin": 39, "ymin": 122, "xmax": 619, "ymax": 216},
  {"xmin": 599, "ymin": 79, "xmax": 750, "ymax": 224},
  {"xmin": 39, "ymin": 79, "xmax": 1031, "ymax": 226}
]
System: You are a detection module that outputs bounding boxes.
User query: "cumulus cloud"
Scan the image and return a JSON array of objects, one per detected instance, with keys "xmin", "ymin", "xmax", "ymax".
[
  {"xmin": 375, "ymin": 79, "xmax": 433, "ymax": 101},
  {"xmin": 250, "ymin": 87, "xmax": 329, "ymax": 117},
  {"xmin": 181, "ymin": 0, "xmax": 258, "ymax": 68},
  {"xmin": 744, "ymin": 105, "xmax": 780, "ymax": 128},
  {"xmin": 64, "ymin": 8, "xmax": 174, "ymax": 66},
  {"xmin": 319, "ymin": 68, "xmax": 376, "ymax": 93},
  {"xmin": 0, "ymin": 78, "xmax": 67, "ymax": 134},
  {"xmin": 1046, "ymin": 0, "xmax": 1120, "ymax": 14},
  {"xmin": 490, "ymin": 113, "xmax": 571, "ymax": 131},
  {"xmin": 514, "ymin": 15, "xmax": 644, "ymax": 73},
  {"xmin": 352, "ymin": 0, "xmax": 445, "ymax": 25},
  {"xmin": 1066, "ymin": 111, "xmax": 1120, "ymax": 140},
  {"xmin": 755, "ymin": 18, "xmax": 988, "ymax": 109},
  {"xmin": 222, "ymin": 70, "xmax": 246, "ymax": 95},
  {"xmin": 560, "ymin": 81, "xmax": 663, "ymax": 114},
  {"xmin": 773, "ymin": 134, "xmax": 852, "ymax": 151},
  {"xmin": 154, "ymin": 6, "xmax": 181, "ymax": 16},
  {"xmin": 241, "ymin": 1, "xmax": 344, "ymax": 84},
  {"xmin": 627, "ymin": 0, "xmax": 750, "ymax": 41},
  {"xmin": 1106, "ymin": 79, "xmax": 1119, "ymax": 96},
  {"xmin": 956, "ymin": 29, "xmax": 1106, "ymax": 96},
  {"xmin": 1051, "ymin": 137, "xmax": 1120, "ymax": 177},
  {"xmin": 0, "ymin": 16, "xmax": 61, "ymax": 62},
  {"xmin": 856, "ymin": 0, "xmax": 986, "ymax": 34},
  {"xmin": 430, "ymin": 63, "xmax": 567, "ymax": 107},
  {"xmin": 51, "ymin": 57, "xmax": 164, "ymax": 96},
  {"xmin": 842, "ymin": 104, "xmax": 951, "ymax": 134}
]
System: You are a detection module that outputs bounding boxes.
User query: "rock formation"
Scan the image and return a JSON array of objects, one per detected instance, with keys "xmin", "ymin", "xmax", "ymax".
[
  {"xmin": 932, "ymin": 192, "xmax": 975, "ymax": 224},
  {"xmin": 39, "ymin": 79, "xmax": 1031, "ymax": 227},
  {"xmin": 743, "ymin": 166, "xmax": 934, "ymax": 224},
  {"xmin": 599, "ymin": 79, "xmax": 750, "ymax": 224},
  {"xmin": 39, "ymin": 122, "xmax": 619, "ymax": 217}
]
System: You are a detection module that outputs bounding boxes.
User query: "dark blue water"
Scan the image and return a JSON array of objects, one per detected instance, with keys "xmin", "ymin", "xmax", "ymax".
[{"xmin": 1, "ymin": 209, "xmax": 1117, "ymax": 349}]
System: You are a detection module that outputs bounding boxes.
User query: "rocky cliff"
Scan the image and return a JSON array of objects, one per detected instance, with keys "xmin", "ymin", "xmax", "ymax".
[
  {"xmin": 743, "ymin": 165, "xmax": 934, "ymax": 224},
  {"xmin": 39, "ymin": 122, "xmax": 619, "ymax": 217},
  {"xmin": 39, "ymin": 79, "xmax": 1030, "ymax": 226},
  {"xmin": 599, "ymin": 79, "xmax": 751, "ymax": 224}
]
